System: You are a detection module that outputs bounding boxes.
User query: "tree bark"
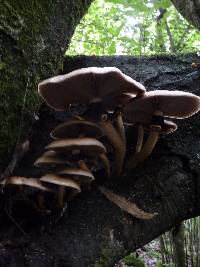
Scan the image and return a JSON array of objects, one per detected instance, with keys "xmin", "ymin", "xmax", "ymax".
[
  {"xmin": 172, "ymin": 222, "xmax": 186, "ymax": 267},
  {"xmin": 171, "ymin": 0, "xmax": 200, "ymax": 30},
  {"xmin": 0, "ymin": 0, "xmax": 92, "ymax": 169},
  {"xmin": 0, "ymin": 54, "xmax": 199, "ymax": 267}
]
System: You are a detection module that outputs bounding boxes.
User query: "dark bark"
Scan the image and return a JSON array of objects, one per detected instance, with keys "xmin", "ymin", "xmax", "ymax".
[
  {"xmin": 0, "ymin": 54, "xmax": 200, "ymax": 267},
  {"xmin": 0, "ymin": 0, "xmax": 92, "ymax": 168},
  {"xmin": 171, "ymin": 0, "xmax": 200, "ymax": 30}
]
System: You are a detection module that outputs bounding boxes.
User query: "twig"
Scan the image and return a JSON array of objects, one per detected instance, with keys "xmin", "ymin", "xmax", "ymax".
[
  {"xmin": 4, "ymin": 204, "xmax": 29, "ymax": 239},
  {"xmin": 99, "ymin": 186, "xmax": 157, "ymax": 220}
]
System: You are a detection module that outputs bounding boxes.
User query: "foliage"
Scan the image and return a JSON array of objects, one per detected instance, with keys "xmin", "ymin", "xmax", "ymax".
[
  {"xmin": 123, "ymin": 253, "xmax": 145, "ymax": 266},
  {"xmin": 66, "ymin": 0, "xmax": 200, "ymax": 56}
]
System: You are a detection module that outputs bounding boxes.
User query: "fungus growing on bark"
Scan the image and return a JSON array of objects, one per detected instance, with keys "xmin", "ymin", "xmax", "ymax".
[
  {"xmin": 1, "ymin": 176, "xmax": 50, "ymax": 191},
  {"xmin": 38, "ymin": 67, "xmax": 145, "ymax": 111},
  {"xmin": 1, "ymin": 176, "xmax": 51, "ymax": 211},
  {"xmin": 46, "ymin": 137, "xmax": 106, "ymax": 155},
  {"xmin": 34, "ymin": 151, "xmax": 68, "ymax": 167},
  {"xmin": 124, "ymin": 90, "xmax": 200, "ymax": 168},
  {"xmin": 57, "ymin": 168, "xmax": 94, "ymax": 183},
  {"xmin": 38, "ymin": 67, "xmax": 146, "ymax": 177},
  {"xmin": 40, "ymin": 174, "xmax": 81, "ymax": 208},
  {"xmin": 51, "ymin": 119, "xmax": 104, "ymax": 139}
]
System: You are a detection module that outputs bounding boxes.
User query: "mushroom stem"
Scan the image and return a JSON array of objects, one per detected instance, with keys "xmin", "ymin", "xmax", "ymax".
[
  {"xmin": 99, "ymin": 118, "xmax": 125, "ymax": 177},
  {"xmin": 99, "ymin": 153, "xmax": 111, "ymax": 178},
  {"xmin": 127, "ymin": 125, "xmax": 160, "ymax": 169},
  {"xmin": 56, "ymin": 186, "xmax": 65, "ymax": 209},
  {"xmin": 37, "ymin": 193, "xmax": 46, "ymax": 211},
  {"xmin": 78, "ymin": 160, "xmax": 92, "ymax": 190},
  {"xmin": 115, "ymin": 111, "xmax": 126, "ymax": 147},
  {"xmin": 78, "ymin": 160, "xmax": 90, "ymax": 172},
  {"xmin": 135, "ymin": 124, "xmax": 144, "ymax": 154}
]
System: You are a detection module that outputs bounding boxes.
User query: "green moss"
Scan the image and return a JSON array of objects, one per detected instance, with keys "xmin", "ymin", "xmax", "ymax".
[
  {"xmin": 0, "ymin": 0, "xmax": 92, "ymax": 168},
  {"xmin": 123, "ymin": 254, "xmax": 145, "ymax": 267},
  {"xmin": 95, "ymin": 262, "xmax": 107, "ymax": 267}
]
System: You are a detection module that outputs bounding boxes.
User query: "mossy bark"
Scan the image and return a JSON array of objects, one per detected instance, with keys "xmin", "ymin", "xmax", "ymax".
[{"xmin": 0, "ymin": 0, "xmax": 92, "ymax": 168}]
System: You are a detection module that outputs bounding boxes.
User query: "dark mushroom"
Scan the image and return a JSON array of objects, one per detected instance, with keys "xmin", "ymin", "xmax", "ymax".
[
  {"xmin": 57, "ymin": 168, "xmax": 94, "ymax": 183},
  {"xmin": 40, "ymin": 174, "xmax": 81, "ymax": 208},
  {"xmin": 34, "ymin": 150, "xmax": 68, "ymax": 167},
  {"xmin": 51, "ymin": 119, "xmax": 104, "ymax": 139},
  {"xmin": 38, "ymin": 67, "xmax": 145, "ymax": 111},
  {"xmin": 1, "ymin": 176, "xmax": 50, "ymax": 191},
  {"xmin": 1, "ymin": 176, "xmax": 51, "ymax": 212},
  {"xmin": 50, "ymin": 119, "xmax": 110, "ymax": 177}
]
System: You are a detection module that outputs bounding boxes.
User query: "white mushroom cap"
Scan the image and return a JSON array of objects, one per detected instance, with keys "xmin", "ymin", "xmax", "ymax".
[
  {"xmin": 40, "ymin": 174, "xmax": 81, "ymax": 192},
  {"xmin": 51, "ymin": 120, "xmax": 104, "ymax": 139},
  {"xmin": 34, "ymin": 151, "xmax": 67, "ymax": 167},
  {"xmin": 1, "ymin": 176, "xmax": 50, "ymax": 191},
  {"xmin": 46, "ymin": 137, "xmax": 106, "ymax": 155},
  {"xmin": 57, "ymin": 168, "xmax": 94, "ymax": 182},
  {"xmin": 124, "ymin": 90, "xmax": 200, "ymax": 124},
  {"xmin": 38, "ymin": 67, "xmax": 146, "ymax": 111}
]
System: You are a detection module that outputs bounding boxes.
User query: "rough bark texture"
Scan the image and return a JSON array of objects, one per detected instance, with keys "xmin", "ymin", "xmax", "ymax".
[
  {"xmin": 0, "ymin": 54, "xmax": 199, "ymax": 267},
  {"xmin": 0, "ymin": 0, "xmax": 92, "ymax": 168},
  {"xmin": 172, "ymin": 0, "xmax": 200, "ymax": 29}
]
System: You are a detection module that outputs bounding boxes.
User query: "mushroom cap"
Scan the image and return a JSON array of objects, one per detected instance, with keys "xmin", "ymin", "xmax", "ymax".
[
  {"xmin": 34, "ymin": 151, "xmax": 67, "ymax": 167},
  {"xmin": 51, "ymin": 120, "xmax": 104, "ymax": 139},
  {"xmin": 46, "ymin": 137, "xmax": 106, "ymax": 155},
  {"xmin": 38, "ymin": 67, "xmax": 146, "ymax": 111},
  {"xmin": 145, "ymin": 120, "xmax": 177, "ymax": 134},
  {"xmin": 57, "ymin": 168, "xmax": 94, "ymax": 182},
  {"xmin": 40, "ymin": 174, "xmax": 81, "ymax": 192},
  {"xmin": 1, "ymin": 176, "xmax": 50, "ymax": 191},
  {"xmin": 123, "ymin": 90, "xmax": 200, "ymax": 124}
]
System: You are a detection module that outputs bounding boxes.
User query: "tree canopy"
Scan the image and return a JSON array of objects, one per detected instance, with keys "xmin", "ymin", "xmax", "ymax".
[{"xmin": 66, "ymin": 0, "xmax": 200, "ymax": 56}]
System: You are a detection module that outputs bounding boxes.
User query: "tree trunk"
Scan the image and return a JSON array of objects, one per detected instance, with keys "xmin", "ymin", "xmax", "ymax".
[
  {"xmin": 172, "ymin": 222, "xmax": 186, "ymax": 267},
  {"xmin": 0, "ymin": 54, "xmax": 199, "ymax": 267},
  {"xmin": 1, "ymin": 1, "xmax": 200, "ymax": 267},
  {"xmin": 171, "ymin": 0, "xmax": 200, "ymax": 30},
  {"xmin": 0, "ymin": 0, "xmax": 92, "ymax": 169}
]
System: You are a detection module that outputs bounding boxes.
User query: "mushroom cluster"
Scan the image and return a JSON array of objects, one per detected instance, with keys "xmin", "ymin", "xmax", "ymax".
[
  {"xmin": 34, "ymin": 119, "xmax": 109, "ymax": 209},
  {"xmin": 2, "ymin": 67, "xmax": 200, "ymax": 218}
]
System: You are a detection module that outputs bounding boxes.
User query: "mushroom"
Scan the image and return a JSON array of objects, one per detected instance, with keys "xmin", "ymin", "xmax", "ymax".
[
  {"xmin": 50, "ymin": 119, "xmax": 104, "ymax": 139},
  {"xmin": 50, "ymin": 119, "xmax": 110, "ymax": 177},
  {"xmin": 38, "ymin": 67, "xmax": 146, "ymax": 177},
  {"xmin": 123, "ymin": 90, "xmax": 200, "ymax": 168},
  {"xmin": 57, "ymin": 168, "xmax": 94, "ymax": 183},
  {"xmin": 99, "ymin": 113, "xmax": 125, "ymax": 177},
  {"xmin": 43, "ymin": 137, "xmax": 109, "ymax": 205},
  {"xmin": 46, "ymin": 137, "xmax": 106, "ymax": 156},
  {"xmin": 124, "ymin": 90, "xmax": 200, "ymax": 123},
  {"xmin": 127, "ymin": 113, "xmax": 178, "ymax": 168},
  {"xmin": 34, "ymin": 151, "xmax": 68, "ymax": 167},
  {"xmin": 1, "ymin": 176, "xmax": 50, "ymax": 191},
  {"xmin": 38, "ymin": 67, "xmax": 145, "ymax": 111},
  {"xmin": 1, "ymin": 176, "xmax": 51, "ymax": 212},
  {"xmin": 40, "ymin": 174, "xmax": 81, "ymax": 208},
  {"xmin": 135, "ymin": 124, "xmax": 144, "ymax": 154}
]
